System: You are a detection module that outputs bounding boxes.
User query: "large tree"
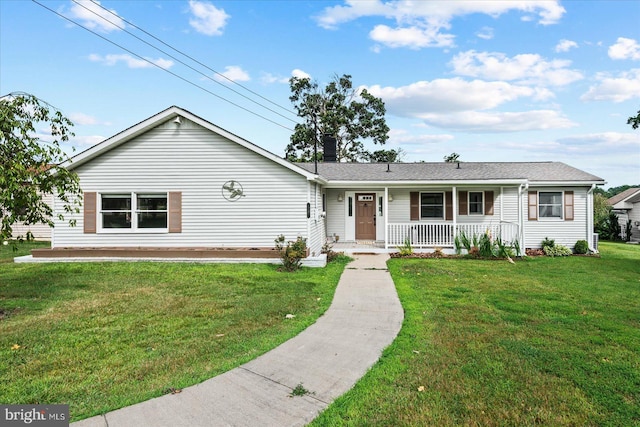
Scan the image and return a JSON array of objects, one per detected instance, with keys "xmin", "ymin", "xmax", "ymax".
[
  {"xmin": 0, "ymin": 93, "xmax": 82, "ymax": 242},
  {"xmin": 286, "ymin": 74, "xmax": 389, "ymax": 162}
]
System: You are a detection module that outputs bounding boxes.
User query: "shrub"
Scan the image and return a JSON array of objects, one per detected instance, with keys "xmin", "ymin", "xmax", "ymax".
[
  {"xmin": 275, "ymin": 235, "xmax": 307, "ymax": 272},
  {"xmin": 541, "ymin": 237, "xmax": 555, "ymax": 250},
  {"xmin": 321, "ymin": 239, "xmax": 341, "ymax": 263},
  {"xmin": 574, "ymin": 240, "xmax": 589, "ymax": 254},
  {"xmin": 543, "ymin": 244, "xmax": 572, "ymax": 257},
  {"xmin": 397, "ymin": 238, "xmax": 413, "ymax": 257}
]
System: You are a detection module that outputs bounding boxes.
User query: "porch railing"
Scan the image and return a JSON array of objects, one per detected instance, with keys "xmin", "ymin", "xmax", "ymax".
[{"xmin": 387, "ymin": 222, "xmax": 520, "ymax": 248}]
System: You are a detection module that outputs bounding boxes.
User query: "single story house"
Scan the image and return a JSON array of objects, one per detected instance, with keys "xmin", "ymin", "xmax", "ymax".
[
  {"xmin": 32, "ymin": 106, "xmax": 604, "ymax": 264},
  {"xmin": 608, "ymin": 187, "xmax": 640, "ymax": 242}
]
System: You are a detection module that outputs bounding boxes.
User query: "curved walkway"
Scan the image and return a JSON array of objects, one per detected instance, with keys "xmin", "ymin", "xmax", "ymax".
[{"xmin": 73, "ymin": 254, "xmax": 404, "ymax": 427}]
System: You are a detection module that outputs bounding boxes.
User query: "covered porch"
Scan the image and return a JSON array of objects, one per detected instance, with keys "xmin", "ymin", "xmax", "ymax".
[{"xmin": 324, "ymin": 185, "xmax": 524, "ymax": 253}]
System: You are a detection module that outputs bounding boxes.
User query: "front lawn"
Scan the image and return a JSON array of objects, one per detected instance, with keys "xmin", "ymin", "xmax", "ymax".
[
  {"xmin": 311, "ymin": 242, "xmax": 640, "ymax": 426},
  {"xmin": 0, "ymin": 241, "xmax": 349, "ymax": 422}
]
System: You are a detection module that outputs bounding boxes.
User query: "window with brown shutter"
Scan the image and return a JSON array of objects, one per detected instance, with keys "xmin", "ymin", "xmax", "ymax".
[
  {"xmin": 528, "ymin": 191, "xmax": 538, "ymax": 221},
  {"xmin": 410, "ymin": 192, "xmax": 419, "ymax": 221},
  {"xmin": 83, "ymin": 192, "xmax": 97, "ymax": 233},
  {"xmin": 485, "ymin": 191, "xmax": 494, "ymax": 216},
  {"xmin": 168, "ymin": 192, "xmax": 182, "ymax": 233},
  {"xmin": 564, "ymin": 191, "xmax": 574, "ymax": 221},
  {"xmin": 459, "ymin": 191, "xmax": 468, "ymax": 215}
]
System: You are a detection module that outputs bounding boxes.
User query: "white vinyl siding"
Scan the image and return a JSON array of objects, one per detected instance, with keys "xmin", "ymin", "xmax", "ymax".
[
  {"xmin": 325, "ymin": 189, "xmax": 346, "ymax": 242},
  {"xmin": 523, "ymin": 187, "xmax": 589, "ymax": 249},
  {"xmin": 52, "ymin": 118, "xmax": 311, "ymax": 251}
]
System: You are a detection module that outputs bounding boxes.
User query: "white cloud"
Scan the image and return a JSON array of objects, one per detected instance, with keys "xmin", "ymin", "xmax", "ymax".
[
  {"xmin": 366, "ymin": 78, "xmax": 575, "ymax": 132},
  {"xmin": 68, "ymin": 112, "xmax": 103, "ymax": 126},
  {"xmin": 501, "ymin": 132, "xmax": 640, "ymax": 157},
  {"xmin": 291, "ymin": 69, "xmax": 311, "ymax": 79},
  {"xmin": 369, "ymin": 24, "xmax": 455, "ymax": 49},
  {"xmin": 260, "ymin": 72, "xmax": 290, "ymax": 84},
  {"xmin": 557, "ymin": 132, "xmax": 640, "ymax": 152},
  {"xmin": 450, "ymin": 50, "xmax": 583, "ymax": 86},
  {"xmin": 88, "ymin": 53, "xmax": 174, "ymax": 69},
  {"xmin": 389, "ymin": 128, "xmax": 454, "ymax": 145},
  {"xmin": 580, "ymin": 69, "xmax": 640, "ymax": 103},
  {"xmin": 188, "ymin": 0, "xmax": 229, "ymax": 36},
  {"xmin": 72, "ymin": 135, "xmax": 106, "ymax": 146},
  {"xmin": 68, "ymin": 0, "xmax": 124, "ymax": 32},
  {"xmin": 316, "ymin": 1, "xmax": 565, "ymax": 49},
  {"xmin": 417, "ymin": 110, "xmax": 576, "ymax": 133},
  {"xmin": 214, "ymin": 66, "xmax": 250, "ymax": 83},
  {"xmin": 476, "ymin": 26, "xmax": 494, "ymax": 40},
  {"xmin": 555, "ymin": 39, "xmax": 578, "ymax": 53},
  {"xmin": 608, "ymin": 37, "xmax": 640, "ymax": 60},
  {"xmin": 367, "ymin": 78, "xmax": 541, "ymax": 116}
]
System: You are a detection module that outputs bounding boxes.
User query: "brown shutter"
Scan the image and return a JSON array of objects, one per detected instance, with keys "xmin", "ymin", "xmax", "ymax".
[
  {"xmin": 485, "ymin": 191, "xmax": 494, "ymax": 216},
  {"xmin": 445, "ymin": 191, "xmax": 453, "ymax": 220},
  {"xmin": 564, "ymin": 191, "xmax": 574, "ymax": 221},
  {"xmin": 459, "ymin": 191, "xmax": 468, "ymax": 215},
  {"xmin": 528, "ymin": 191, "xmax": 538, "ymax": 221},
  {"xmin": 83, "ymin": 191, "xmax": 96, "ymax": 233},
  {"xmin": 168, "ymin": 192, "xmax": 182, "ymax": 233},
  {"xmin": 410, "ymin": 192, "xmax": 419, "ymax": 221}
]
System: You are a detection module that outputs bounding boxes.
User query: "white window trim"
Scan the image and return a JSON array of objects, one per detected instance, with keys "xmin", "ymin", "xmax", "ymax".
[
  {"xmin": 468, "ymin": 191, "xmax": 484, "ymax": 216},
  {"xmin": 538, "ymin": 190, "xmax": 564, "ymax": 221},
  {"xmin": 98, "ymin": 192, "xmax": 169, "ymax": 233},
  {"xmin": 420, "ymin": 191, "xmax": 445, "ymax": 220}
]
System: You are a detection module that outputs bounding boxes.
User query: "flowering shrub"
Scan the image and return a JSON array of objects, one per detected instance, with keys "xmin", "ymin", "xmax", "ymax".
[{"xmin": 275, "ymin": 235, "xmax": 307, "ymax": 272}]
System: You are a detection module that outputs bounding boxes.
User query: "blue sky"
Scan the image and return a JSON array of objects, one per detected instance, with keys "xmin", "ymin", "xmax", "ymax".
[{"xmin": 1, "ymin": 0, "xmax": 639, "ymax": 188}]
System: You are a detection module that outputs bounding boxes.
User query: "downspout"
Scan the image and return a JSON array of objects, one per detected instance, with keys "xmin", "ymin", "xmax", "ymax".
[
  {"xmin": 518, "ymin": 182, "xmax": 529, "ymax": 256},
  {"xmin": 587, "ymin": 184, "xmax": 597, "ymax": 253},
  {"xmin": 306, "ymin": 181, "xmax": 311, "ymax": 251}
]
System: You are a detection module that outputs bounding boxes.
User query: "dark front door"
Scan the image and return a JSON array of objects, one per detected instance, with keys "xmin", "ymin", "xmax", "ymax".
[{"xmin": 356, "ymin": 193, "xmax": 376, "ymax": 240}]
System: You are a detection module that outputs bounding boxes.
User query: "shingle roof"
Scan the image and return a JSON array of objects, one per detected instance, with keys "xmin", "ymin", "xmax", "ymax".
[
  {"xmin": 608, "ymin": 187, "xmax": 640, "ymax": 205},
  {"xmin": 298, "ymin": 162, "xmax": 604, "ymax": 183}
]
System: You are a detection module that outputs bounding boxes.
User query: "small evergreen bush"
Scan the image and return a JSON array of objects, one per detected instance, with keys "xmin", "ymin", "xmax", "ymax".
[
  {"xmin": 574, "ymin": 240, "xmax": 589, "ymax": 254},
  {"xmin": 541, "ymin": 237, "xmax": 555, "ymax": 250},
  {"xmin": 543, "ymin": 244, "xmax": 572, "ymax": 257}
]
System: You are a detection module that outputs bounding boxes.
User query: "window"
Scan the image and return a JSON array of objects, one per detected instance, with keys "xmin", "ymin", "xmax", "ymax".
[
  {"xmin": 100, "ymin": 192, "xmax": 167, "ymax": 230},
  {"xmin": 421, "ymin": 192, "xmax": 444, "ymax": 219},
  {"xmin": 101, "ymin": 194, "xmax": 131, "ymax": 229},
  {"xmin": 469, "ymin": 192, "xmax": 483, "ymax": 215},
  {"xmin": 539, "ymin": 192, "xmax": 562, "ymax": 219},
  {"xmin": 137, "ymin": 194, "xmax": 168, "ymax": 228}
]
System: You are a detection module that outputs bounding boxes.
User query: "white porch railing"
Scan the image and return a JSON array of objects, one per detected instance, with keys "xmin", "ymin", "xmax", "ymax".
[{"xmin": 387, "ymin": 222, "xmax": 520, "ymax": 248}]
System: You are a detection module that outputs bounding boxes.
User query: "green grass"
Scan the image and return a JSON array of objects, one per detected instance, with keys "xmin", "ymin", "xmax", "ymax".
[
  {"xmin": 0, "ymin": 241, "xmax": 350, "ymax": 422},
  {"xmin": 311, "ymin": 242, "xmax": 640, "ymax": 426}
]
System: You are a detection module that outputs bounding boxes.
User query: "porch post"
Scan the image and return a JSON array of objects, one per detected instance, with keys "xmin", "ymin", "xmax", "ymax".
[
  {"xmin": 452, "ymin": 186, "xmax": 457, "ymax": 246},
  {"xmin": 384, "ymin": 187, "xmax": 389, "ymax": 249}
]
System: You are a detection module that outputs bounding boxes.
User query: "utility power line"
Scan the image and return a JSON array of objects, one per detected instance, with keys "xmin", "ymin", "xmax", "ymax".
[
  {"xmin": 84, "ymin": 0, "xmax": 297, "ymax": 119},
  {"xmin": 31, "ymin": 0, "xmax": 296, "ymax": 132}
]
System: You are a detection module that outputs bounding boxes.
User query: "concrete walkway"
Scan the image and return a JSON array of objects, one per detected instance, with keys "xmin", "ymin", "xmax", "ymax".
[{"xmin": 72, "ymin": 254, "xmax": 404, "ymax": 427}]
